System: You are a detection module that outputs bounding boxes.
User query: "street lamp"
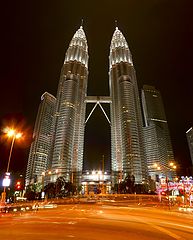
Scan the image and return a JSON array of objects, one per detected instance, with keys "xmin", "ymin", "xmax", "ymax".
[
  {"xmin": 41, "ymin": 172, "xmax": 46, "ymax": 199},
  {"xmin": 153, "ymin": 162, "xmax": 177, "ymax": 209},
  {"xmin": 1, "ymin": 127, "xmax": 22, "ymax": 203},
  {"xmin": 41, "ymin": 170, "xmax": 52, "ymax": 200},
  {"xmin": 5, "ymin": 128, "xmax": 22, "ymax": 173},
  {"xmin": 153, "ymin": 162, "xmax": 177, "ymax": 180}
]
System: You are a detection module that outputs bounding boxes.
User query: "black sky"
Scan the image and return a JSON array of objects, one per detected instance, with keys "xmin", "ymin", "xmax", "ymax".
[{"xmin": 0, "ymin": 0, "xmax": 193, "ymax": 176}]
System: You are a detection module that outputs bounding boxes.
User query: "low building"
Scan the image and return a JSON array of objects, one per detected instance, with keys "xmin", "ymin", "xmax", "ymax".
[{"xmin": 81, "ymin": 170, "xmax": 111, "ymax": 194}]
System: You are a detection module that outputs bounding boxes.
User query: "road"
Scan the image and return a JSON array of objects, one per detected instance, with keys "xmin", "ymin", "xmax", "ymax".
[{"xmin": 0, "ymin": 202, "xmax": 193, "ymax": 240}]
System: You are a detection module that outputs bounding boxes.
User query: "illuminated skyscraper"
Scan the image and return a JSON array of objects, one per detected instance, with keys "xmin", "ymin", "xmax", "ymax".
[
  {"xmin": 25, "ymin": 92, "xmax": 56, "ymax": 186},
  {"xmin": 51, "ymin": 26, "xmax": 89, "ymax": 184},
  {"xmin": 142, "ymin": 85, "xmax": 175, "ymax": 179},
  {"xmin": 26, "ymin": 25, "xmax": 154, "ymax": 188},
  {"xmin": 109, "ymin": 27, "xmax": 146, "ymax": 184}
]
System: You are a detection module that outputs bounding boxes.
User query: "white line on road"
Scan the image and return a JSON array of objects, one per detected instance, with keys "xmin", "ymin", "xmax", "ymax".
[
  {"xmin": 132, "ymin": 216, "xmax": 186, "ymax": 240},
  {"xmin": 160, "ymin": 221, "xmax": 193, "ymax": 230},
  {"xmin": 145, "ymin": 222, "xmax": 184, "ymax": 240}
]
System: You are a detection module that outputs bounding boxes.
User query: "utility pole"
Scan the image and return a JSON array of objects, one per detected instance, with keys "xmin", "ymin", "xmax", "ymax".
[
  {"xmin": 102, "ymin": 155, "xmax": 105, "ymax": 194},
  {"xmin": 102, "ymin": 155, "xmax": 105, "ymax": 175}
]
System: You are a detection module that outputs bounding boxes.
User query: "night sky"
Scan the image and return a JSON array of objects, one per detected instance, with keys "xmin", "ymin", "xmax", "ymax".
[{"xmin": 0, "ymin": 0, "xmax": 193, "ymax": 177}]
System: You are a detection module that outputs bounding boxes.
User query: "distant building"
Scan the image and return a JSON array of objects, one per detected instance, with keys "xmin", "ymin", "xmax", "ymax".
[
  {"xmin": 141, "ymin": 85, "xmax": 175, "ymax": 180},
  {"xmin": 25, "ymin": 92, "xmax": 56, "ymax": 186},
  {"xmin": 186, "ymin": 127, "xmax": 193, "ymax": 166}
]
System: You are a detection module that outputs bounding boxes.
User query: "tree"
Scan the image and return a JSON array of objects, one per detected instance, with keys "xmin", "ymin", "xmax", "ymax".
[
  {"xmin": 43, "ymin": 177, "xmax": 77, "ymax": 198},
  {"xmin": 44, "ymin": 183, "xmax": 56, "ymax": 199},
  {"xmin": 126, "ymin": 175, "xmax": 135, "ymax": 193},
  {"xmin": 55, "ymin": 176, "xmax": 66, "ymax": 197},
  {"xmin": 24, "ymin": 185, "xmax": 37, "ymax": 200},
  {"xmin": 64, "ymin": 181, "xmax": 76, "ymax": 196},
  {"xmin": 116, "ymin": 174, "xmax": 136, "ymax": 194}
]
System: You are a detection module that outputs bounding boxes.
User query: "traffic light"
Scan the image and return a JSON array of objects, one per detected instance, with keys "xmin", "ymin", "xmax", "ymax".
[{"xmin": 15, "ymin": 181, "xmax": 21, "ymax": 190}]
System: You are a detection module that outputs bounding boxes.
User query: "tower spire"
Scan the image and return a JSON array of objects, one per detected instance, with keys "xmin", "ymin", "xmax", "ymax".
[
  {"xmin": 109, "ymin": 27, "xmax": 133, "ymax": 67},
  {"xmin": 65, "ymin": 25, "xmax": 88, "ymax": 67},
  {"xmin": 81, "ymin": 18, "xmax": 84, "ymax": 27},
  {"xmin": 115, "ymin": 20, "xmax": 118, "ymax": 29}
]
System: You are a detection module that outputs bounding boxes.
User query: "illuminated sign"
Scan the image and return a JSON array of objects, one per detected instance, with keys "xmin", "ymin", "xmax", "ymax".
[
  {"xmin": 2, "ymin": 176, "xmax": 11, "ymax": 187},
  {"xmin": 2, "ymin": 172, "xmax": 11, "ymax": 187}
]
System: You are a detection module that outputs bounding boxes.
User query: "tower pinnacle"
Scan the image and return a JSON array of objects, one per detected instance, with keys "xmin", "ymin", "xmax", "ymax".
[
  {"xmin": 65, "ymin": 25, "xmax": 88, "ymax": 67},
  {"xmin": 115, "ymin": 20, "xmax": 118, "ymax": 29},
  {"xmin": 109, "ymin": 27, "xmax": 133, "ymax": 68},
  {"xmin": 81, "ymin": 18, "xmax": 84, "ymax": 27}
]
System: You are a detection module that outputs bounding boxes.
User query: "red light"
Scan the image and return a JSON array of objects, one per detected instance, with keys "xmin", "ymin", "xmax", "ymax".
[{"xmin": 15, "ymin": 181, "xmax": 22, "ymax": 190}]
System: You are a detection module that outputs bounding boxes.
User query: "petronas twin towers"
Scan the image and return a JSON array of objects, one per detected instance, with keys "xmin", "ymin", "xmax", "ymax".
[
  {"xmin": 26, "ymin": 25, "xmax": 159, "ymax": 187},
  {"xmin": 109, "ymin": 27, "xmax": 145, "ymax": 183}
]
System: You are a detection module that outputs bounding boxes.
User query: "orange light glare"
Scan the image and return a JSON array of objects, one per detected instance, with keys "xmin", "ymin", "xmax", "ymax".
[
  {"xmin": 4, "ymin": 127, "xmax": 22, "ymax": 139},
  {"xmin": 16, "ymin": 133, "xmax": 22, "ymax": 139},
  {"xmin": 6, "ymin": 129, "xmax": 15, "ymax": 137}
]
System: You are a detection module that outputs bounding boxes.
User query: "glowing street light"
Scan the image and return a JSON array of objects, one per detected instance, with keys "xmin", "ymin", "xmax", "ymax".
[
  {"xmin": 41, "ymin": 170, "xmax": 53, "ymax": 199},
  {"xmin": 1, "ymin": 127, "xmax": 22, "ymax": 203},
  {"xmin": 152, "ymin": 162, "xmax": 177, "ymax": 210},
  {"xmin": 152, "ymin": 162, "xmax": 177, "ymax": 175},
  {"xmin": 4, "ymin": 128, "xmax": 22, "ymax": 174}
]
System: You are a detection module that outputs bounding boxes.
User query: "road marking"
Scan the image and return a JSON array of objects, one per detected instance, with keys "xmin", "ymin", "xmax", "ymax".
[
  {"xmin": 148, "ymin": 223, "xmax": 184, "ymax": 240},
  {"xmin": 161, "ymin": 221, "xmax": 193, "ymax": 230},
  {"xmin": 134, "ymin": 218, "xmax": 185, "ymax": 240},
  {"xmin": 102, "ymin": 211, "xmax": 186, "ymax": 240}
]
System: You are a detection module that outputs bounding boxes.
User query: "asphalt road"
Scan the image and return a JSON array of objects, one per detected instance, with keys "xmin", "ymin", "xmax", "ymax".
[{"xmin": 0, "ymin": 203, "xmax": 193, "ymax": 240}]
